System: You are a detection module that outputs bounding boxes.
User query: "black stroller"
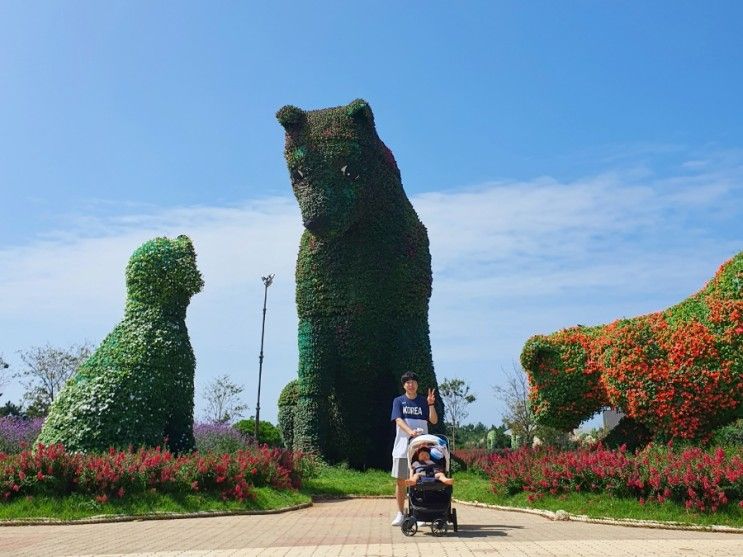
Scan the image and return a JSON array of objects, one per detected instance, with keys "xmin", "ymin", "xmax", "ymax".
[{"xmin": 400, "ymin": 434, "xmax": 458, "ymax": 536}]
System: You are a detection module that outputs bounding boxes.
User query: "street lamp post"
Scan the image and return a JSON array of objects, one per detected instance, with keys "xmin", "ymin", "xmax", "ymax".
[{"xmin": 255, "ymin": 273, "xmax": 274, "ymax": 444}]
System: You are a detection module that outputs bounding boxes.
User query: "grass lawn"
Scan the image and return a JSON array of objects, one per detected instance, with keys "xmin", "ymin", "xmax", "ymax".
[
  {"xmin": 0, "ymin": 488, "xmax": 310, "ymax": 522},
  {"xmin": 301, "ymin": 464, "xmax": 394, "ymax": 497}
]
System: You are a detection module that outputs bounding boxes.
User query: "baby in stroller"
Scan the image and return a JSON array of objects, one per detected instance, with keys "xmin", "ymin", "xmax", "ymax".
[
  {"xmin": 407, "ymin": 446, "xmax": 453, "ymax": 486},
  {"xmin": 400, "ymin": 434, "xmax": 457, "ymax": 536}
]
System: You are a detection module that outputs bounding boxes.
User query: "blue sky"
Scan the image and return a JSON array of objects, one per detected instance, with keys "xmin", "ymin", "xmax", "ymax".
[{"xmin": 1, "ymin": 2, "xmax": 742, "ymax": 428}]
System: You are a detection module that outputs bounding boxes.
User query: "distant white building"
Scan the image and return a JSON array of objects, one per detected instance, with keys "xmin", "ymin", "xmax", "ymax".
[{"xmin": 603, "ymin": 408, "xmax": 625, "ymax": 430}]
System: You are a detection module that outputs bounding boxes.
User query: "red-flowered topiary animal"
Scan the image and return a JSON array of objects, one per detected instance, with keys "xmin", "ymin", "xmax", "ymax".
[{"xmin": 521, "ymin": 252, "xmax": 743, "ymax": 440}]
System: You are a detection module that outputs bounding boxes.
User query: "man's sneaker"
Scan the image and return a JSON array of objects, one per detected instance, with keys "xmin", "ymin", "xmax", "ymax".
[{"xmin": 391, "ymin": 512, "xmax": 404, "ymax": 526}]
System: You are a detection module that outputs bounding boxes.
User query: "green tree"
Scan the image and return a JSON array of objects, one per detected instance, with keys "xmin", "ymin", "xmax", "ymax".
[
  {"xmin": 486, "ymin": 425, "xmax": 511, "ymax": 450},
  {"xmin": 0, "ymin": 400, "xmax": 24, "ymax": 418},
  {"xmin": 451, "ymin": 422, "xmax": 495, "ymax": 448},
  {"xmin": 234, "ymin": 418, "xmax": 283, "ymax": 447},
  {"xmin": 439, "ymin": 377, "xmax": 476, "ymax": 451}
]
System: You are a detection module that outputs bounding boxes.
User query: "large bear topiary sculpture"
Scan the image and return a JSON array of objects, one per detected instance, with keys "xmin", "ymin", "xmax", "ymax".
[
  {"xmin": 276, "ymin": 99, "xmax": 442, "ymax": 468},
  {"xmin": 37, "ymin": 235, "xmax": 204, "ymax": 453},
  {"xmin": 521, "ymin": 252, "xmax": 743, "ymax": 441}
]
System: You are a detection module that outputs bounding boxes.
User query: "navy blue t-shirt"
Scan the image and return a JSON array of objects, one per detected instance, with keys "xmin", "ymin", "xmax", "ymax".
[
  {"xmin": 390, "ymin": 394, "xmax": 429, "ymax": 457},
  {"xmin": 390, "ymin": 394, "xmax": 429, "ymax": 422}
]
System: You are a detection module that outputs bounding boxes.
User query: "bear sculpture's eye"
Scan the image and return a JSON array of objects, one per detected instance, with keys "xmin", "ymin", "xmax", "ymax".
[
  {"xmin": 292, "ymin": 168, "xmax": 305, "ymax": 181},
  {"xmin": 340, "ymin": 164, "xmax": 360, "ymax": 181}
]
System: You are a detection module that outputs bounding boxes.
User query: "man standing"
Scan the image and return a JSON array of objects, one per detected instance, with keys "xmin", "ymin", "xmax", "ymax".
[{"xmin": 389, "ymin": 371, "xmax": 438, "ymax": 526}]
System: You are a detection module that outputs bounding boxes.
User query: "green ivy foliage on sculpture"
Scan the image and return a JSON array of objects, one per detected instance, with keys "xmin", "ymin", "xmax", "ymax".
[
  {"xmin": 37, "ymin": 235, "xmax": 204, "ymax": 453},
  {"xmin": 277, "ymin": 379, "xmax": 298, "ymax": 451},
  {"xmin": 277, "ymin": 99, "xmax": 442, "ymax": 468},
  {"xmin": 521, "ymin": 251, "xmax": 743, "ymax": 440}
]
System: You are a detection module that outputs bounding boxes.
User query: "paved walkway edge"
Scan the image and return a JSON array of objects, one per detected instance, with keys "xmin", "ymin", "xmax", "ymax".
[
  {"xmin": 3, "ymin": 494, "xmax": 741, "ymax": 535},
  {"xmin": 0, "ymin": 501, "xmax": 313, "ymax": 527},
  {"xmin": 453, "ymin": 498, "xmax": 743, "ymax": 534},
  {"xmin": 311, "ymin": 494, "xmax": 394, "ymax": 500}
]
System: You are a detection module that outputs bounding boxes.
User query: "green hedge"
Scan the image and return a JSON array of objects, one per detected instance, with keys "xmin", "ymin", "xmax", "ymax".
[
  {"xmin": 277, "ymin": 100, "xmax": 442, "ymax": 468},
  {"xmin": 277, "ymin": 379, "xmax": 298, "ymax": 450},
  {"xmin": 38, "ymin": 236, "xmax": 203, "ymax": 453},
  {"xmin": 234, "ymin": 419, "xmax": 283, "ymax": 447}
]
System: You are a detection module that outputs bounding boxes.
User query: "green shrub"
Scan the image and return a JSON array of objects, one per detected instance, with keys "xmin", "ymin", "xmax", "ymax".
[
  {"xmin": 277, "ymin": 379, "xmax": 298, "ymax": 450},
  {"xmin": 711, "ymin": 418, "xmax": 743, "ymax": 446},
  {"xmin": 234, "ymin": 419, "xmax": 283, "ymax": 447}
]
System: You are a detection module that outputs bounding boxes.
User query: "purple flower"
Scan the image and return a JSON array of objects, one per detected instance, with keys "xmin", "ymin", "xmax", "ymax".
[
  {"xmin": 0, "ymin": 417, "xmax": 44, "ymax": 453},
  {"xmin": 193, "ymin": 422, "xmax": 252, "ymax": 453}
]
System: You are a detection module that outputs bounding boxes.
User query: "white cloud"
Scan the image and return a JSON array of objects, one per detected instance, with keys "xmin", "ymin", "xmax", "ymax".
[{"xmin": 0, "ymin": 152, "xmax": 741, "ymax": 427}]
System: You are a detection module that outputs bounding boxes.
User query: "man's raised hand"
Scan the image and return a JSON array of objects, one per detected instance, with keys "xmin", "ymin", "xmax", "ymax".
[{"xmin": 427, "ymin": 388, "xmax": 436, "ymax": 406}]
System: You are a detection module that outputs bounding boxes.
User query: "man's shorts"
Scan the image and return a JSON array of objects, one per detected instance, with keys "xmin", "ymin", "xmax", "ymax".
[{"xmin": 391, "ymin": 457, "xmax": 408, "ymax": 479}]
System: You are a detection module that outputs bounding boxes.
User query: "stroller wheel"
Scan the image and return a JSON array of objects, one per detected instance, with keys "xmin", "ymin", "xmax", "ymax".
[
  {"xmin": 401, "ymin": 516, "xmax": 418, "ymax": 536},
  {"xmin": 431, "ymin": 518, "xmax": 448, "ymax": 536}
]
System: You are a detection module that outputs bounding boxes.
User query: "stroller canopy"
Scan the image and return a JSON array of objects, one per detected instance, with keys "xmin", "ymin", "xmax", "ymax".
[{"xmin": 407, "ymin": 434, "xmax": 450, "ymax": 474}]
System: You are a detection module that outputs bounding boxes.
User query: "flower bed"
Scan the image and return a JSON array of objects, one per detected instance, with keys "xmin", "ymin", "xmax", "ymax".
[
  {"xmin": 484, "ymin": 445, "xmax": 743, "ymax": 512},
  {"xmin": 453, "ymin": 448, "xmax": 497, "ymax": 474},
  {"xmin": 0, "ymin": 444, "xmax": 307, "ymax": 503}
]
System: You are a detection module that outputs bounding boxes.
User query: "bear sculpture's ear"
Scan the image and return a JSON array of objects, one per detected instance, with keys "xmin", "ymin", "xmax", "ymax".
[
  {"xmin": 346, "ymin": 98, "xmax": 374, "ymax": 126},
  {"xmin": 520, "ymin": 337, "xmax": 554, "ymax": 377},
  {"xmin": 276, "ymin": 105, "xmax": 306, "ymax": 130}
]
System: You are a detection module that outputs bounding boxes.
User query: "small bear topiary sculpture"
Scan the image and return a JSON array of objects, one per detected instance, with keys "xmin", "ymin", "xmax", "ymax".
[
  {"xmin": 277, "ymin": 99, "xmax": 442, "ymax": 468},
  {"xmin": 521, "ymin": 251, "xmax": 743, "ymax": 440},
  {"xmin": 37, "ymin": 235, "xmax": 204, "ymax": 453},
  {"xmin": 277, "ymin": 379, "xmax": 298, "ymax": 451}
]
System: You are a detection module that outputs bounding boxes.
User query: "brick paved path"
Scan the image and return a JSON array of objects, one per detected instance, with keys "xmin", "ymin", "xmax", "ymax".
[{"xmin": 1, "ymin": 498, "xmax": 742, "ymax": 556}]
